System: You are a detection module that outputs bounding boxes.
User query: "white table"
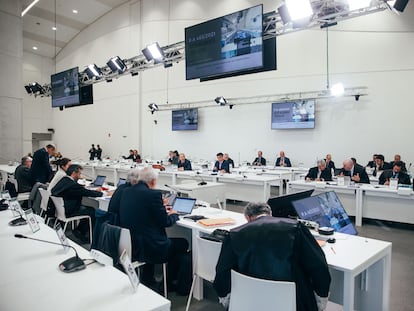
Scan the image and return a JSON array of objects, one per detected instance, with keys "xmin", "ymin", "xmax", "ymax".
[
  {"xmin": 173, "ymin": 208, "xmax": 391, "ymax": 311},
  {"xmin": 0, "ymin": 210, "xmax": 171, "ymax": 311},
  {"xmin": 0, "ymin": 164, "xmax": 17, "ymax": 174},
  {"xmin": 170, "ymin": 181, "xmax": 226, "ymax": 209}
]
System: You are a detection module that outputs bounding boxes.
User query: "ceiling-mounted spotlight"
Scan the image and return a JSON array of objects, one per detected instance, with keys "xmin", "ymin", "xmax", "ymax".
[
  {"xmin": 142, "ymin": 42, "xmax": 164, "ymax": 64},
  {"xmin": 214, "ymin": 96, "xmax": 227, "ymax": 106},
  {"xmin": 131, "ymin": 71, "xmax": 139, "ymax": 77},
  {"xmin": 229, "ymin": 105, "xmax": 234, "ymax": 109},
  {"xmin": 330, "ymin": 83, "xmax": 345, "ymax": 96},
  {"xmin": 148, "ymin": 103, "xmax": 159, "ymax": 114},
  {"xmin": 285, "ymin": 0, "xmax": 313, "ymax": 21},
  {"xmin": 354, "ymin": 94, "xmax": 360, "ymax": 101},
  {"xmin": 24, "ymin": 85, "xmax": 33, "ymax": 94},
  {"xmin": 107, "ymin": 56, "xmax": 127, "ymax": 74},
  {"xmin": 387, "ymin": 0, "xmax": 410, "ymax": 13},
  {"xmin": 85, "ymin": 64, "xmax": 102, "ymax": 79}
]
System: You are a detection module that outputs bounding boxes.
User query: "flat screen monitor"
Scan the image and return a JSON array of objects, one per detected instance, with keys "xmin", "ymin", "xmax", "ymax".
[
  {"xmin": 267, "ymin": 190, "xmax": 314, "ymax": 218},
  {"xmin": 271, "ymin": 100, "xmax": 315, "ymax": 129},
  {"xmin": 65, "ymin": 84, "xmax": 93, "ymax": 108},
  {"xmin": 291, "ymin": 191, "xmax": 358, "ymax": 235},
  {"xmin": 185, "ymin": 5, "xmax": 263, "ymax": 80},
  {"xmin": 51, "ymin": 67, "xmax": 80, "ymax": 108},
  {"xmin": 172, "ymin": 108, "xmax": 198, "ymax": 131}
]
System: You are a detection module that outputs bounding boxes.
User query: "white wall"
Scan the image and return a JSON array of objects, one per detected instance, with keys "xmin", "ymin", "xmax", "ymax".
[{"xmin": 49, "ymin": 0, "xmax": 414, "ymax": 168}]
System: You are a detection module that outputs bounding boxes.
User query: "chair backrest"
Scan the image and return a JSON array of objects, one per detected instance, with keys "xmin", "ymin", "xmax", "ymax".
[
  {"xmin": 38, "ymin": 188, "xmax": 50, "ymax": 214},
  {"xmin": 229, "ymin": 270, "xmax": 296, "ymax": 311},
  {"xmin": 195, "ymin": 236, "xmax": 222, "ymax": 282},
  {"xmin": 118, "ymin": 227, "xmax": 132, "ymax": 259},
  {"xmin": 50, "ymin": 196, "xmax": 66, "ymax": 220}
]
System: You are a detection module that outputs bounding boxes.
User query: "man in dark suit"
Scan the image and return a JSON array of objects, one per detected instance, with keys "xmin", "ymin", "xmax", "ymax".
[
  {"xmin": 213, "ymin": 202, "xmax": 331, "ymax": 311},
  {"xmin": 252, "ymin": 150, "xmax": 266, "ymax": 166},
  {"xmin": 379, "ymin": 161, "xmax": 411, "ymax": 185},
  {"xmin": 339, "ymin": 158, "xmax": 370, "ymax": 184},
  {"xmin": 119, "ymin": 167, "xmax": 189, "ymax": 288},
  {"xmin": 275, "ymin": 150, "xmax": 292, "ymax": 167},
  {"xmin": 14, "ymin": 156, "xmax": 33, "ymax": 193},
  {"xmin": 177, "ymin": 153, "xmax": 192, "ymax": 171},
  {"xmin": 324, "ymin": 154, "xmax": 335, "ymax": 171},
  {"xmin": 29, "ymin": 144, "xmax": 55, "ymax": 184},
  {"xmin": 366, "ymin": 154, "xmax": 378, "ymax": 168},
  {"xmin": 213, "ymin": 152, "xmax": 230, "ymax": 173},
  {"xmin": 389, "ymin": 154, "xmax": 408, "ymax": 173},
  {"xmin": 373, "ymin": 154, "xmax": 392, "ymax": 177},
  {"xmin": 51, "ymin": 164, "xmax": 103, "ymax": 241},
  {"xmin": 305, "ymin": 160, "xmax": 332, "ymax": 181}
]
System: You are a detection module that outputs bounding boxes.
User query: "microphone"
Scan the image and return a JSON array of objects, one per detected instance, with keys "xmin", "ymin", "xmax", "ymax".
[
  {"xmin": 164, "ymin": 184, "xmax": 182, "ymax": 196},
  {"xmin": 196, "ymin": 172, "xmax": 207, "ymax": 185},
  {"xmin": 14, "ymin": 234, "xmax": 86, "ymax": 273},
  {"xmin": 8, "ymin": 204, "xmax": 27, "ymax": 226}
]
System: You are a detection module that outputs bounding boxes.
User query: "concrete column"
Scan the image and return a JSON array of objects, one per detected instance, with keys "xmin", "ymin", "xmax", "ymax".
[{"xmin": 0, "ymin": 0, "xmax": 23, "ymax": 163}]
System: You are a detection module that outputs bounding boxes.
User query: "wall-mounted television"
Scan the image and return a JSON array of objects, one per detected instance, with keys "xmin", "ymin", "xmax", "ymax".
[
  {"xmin": 172, "ymin": 108, "xmax": 198, "ymax": 131},
  {"xmin": 51, "ymin": 67, "xmax": 80, "ymax": 107},
  {"xmin": 185, "ymin": 4, "xmax": 263, "ymax": 80},
  {"xmin": 271, "ymin": 100, "xmax": 315, "ymax": 129},
  {"xmin": 65, "ymin": 84, "xmax": 93, "ymax": 108}
]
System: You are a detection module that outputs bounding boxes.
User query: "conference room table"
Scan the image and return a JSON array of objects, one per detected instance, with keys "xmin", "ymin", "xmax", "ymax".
[
  {"xmin": 172, "ymin": 206, "xmax": 392, "ymax": 311},
  {"xmin": 0, "ymin": 209, "xmax": 171, "ymax": 311},
  {"xmin": 0, "ymin": 164, "xmax": 18, "ymax": 174}
]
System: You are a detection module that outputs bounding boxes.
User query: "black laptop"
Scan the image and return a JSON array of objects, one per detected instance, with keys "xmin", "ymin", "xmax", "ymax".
[
  {"xmin": 91, "ymin": 175, "xmax": 106, "ymax": 187},
  {"xmin": 172, "ymin": 197, "xmax": 196, "ymax": 215},
  {"xmin": 291, "ymin": 191, "xmax": 357, "ymax": 235},
  {"xmin": 267, "ymin": 190, "xmax": 314, "ymax": 218},
  {"xmin": 117, "ymin": 178, "xmax": 126, "ymax": 187}
]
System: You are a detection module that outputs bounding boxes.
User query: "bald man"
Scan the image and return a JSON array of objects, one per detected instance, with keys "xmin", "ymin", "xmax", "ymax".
[
  {"xmin": 339, "ymin": 158, "xmax": 370, "ymax": 184},
  {"xmin": 275, "ymin": 151, "xmax": 292, "ymax": 167}
]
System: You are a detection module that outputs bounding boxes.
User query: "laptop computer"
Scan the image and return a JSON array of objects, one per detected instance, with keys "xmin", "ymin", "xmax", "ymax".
[
  {"xmin": 117, "ymin": 178, "xmax": 126, "ymax": 187},
  {"xmin": 92, "ymin": 175, "xmax": 106, "ymax": 187},
  {"xmin": 172, "ymin": 197, "xmax": 196, "ymax": 215},
  {"xmin": 291, "ymin": 191, "xmax": 358, "ymax": 235},
  {"xmin": 267, "ymin": 190, "xmax": 314, "ymax": 218}
]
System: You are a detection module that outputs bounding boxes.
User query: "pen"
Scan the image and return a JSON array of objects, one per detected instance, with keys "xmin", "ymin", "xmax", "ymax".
[{"xmin": 330, "ymin": 247, "xmax": 336, "ymax": 255}]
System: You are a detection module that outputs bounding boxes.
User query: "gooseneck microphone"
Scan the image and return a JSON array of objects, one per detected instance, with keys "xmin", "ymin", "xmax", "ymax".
[
  {"xmin": 196, "ymin": 172, "xmax": 207, "ymax": 185},
  {"xmin": 14, "ymin": 234, "xmax": 86, "ymax": 273},
  {"xmin": 8, "ymin": 206, "xmax": 27, "ymax": 226},
  {"xmin": 164, "ymin": 184, "xmax": 182, "ymax": 196}
]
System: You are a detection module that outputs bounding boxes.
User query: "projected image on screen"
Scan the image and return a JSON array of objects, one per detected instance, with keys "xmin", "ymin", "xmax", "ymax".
[
  {"xmin": 51, "ymin": 67, "xmax": 79, "ymax": 107},
  {"xmin": 172, "ymin": 108, "xmax": 198, "ymax": 131},
  {"xmin": 185, "ymin": 5, "xmax": 263, "ymax": 80},
  {"xmin": 271, "ymin": 100, "xmax": 315, "ymax": 129}
]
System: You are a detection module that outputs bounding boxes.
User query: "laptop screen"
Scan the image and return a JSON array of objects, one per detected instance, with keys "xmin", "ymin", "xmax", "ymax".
[
  {"xmin": 117, "ymin": 178, "xmax": 126, "ymax": 187},
  {"xmin": 267, "ymin": 190, "xmax": 314, "ymax": 218},
  {"xmin": 93, "ymin": 175, "xmax": 106, "ymax": 186},
  {"xmin": 291, "ymin": 191, "xmax": 357, "ymax": 235},
  {"xmin": 172, "ymin": 197, "xmax": 196, "ymax": 214}
]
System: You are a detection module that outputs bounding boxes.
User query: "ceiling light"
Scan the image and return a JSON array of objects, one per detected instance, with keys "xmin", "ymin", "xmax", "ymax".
[
  {"xmin": 21, "ymin": 0, "xmax": 39, "ymax": 17},
  {"xmin": 85, "ymin": 64, "xmax": 102, "ymax": 79},
  {"xmin": 32, "ymin": 46, "xmax": 38, "ymax": 50},
  {"xmin": 142, "ymin": 42, "xmax": 164, "ymax": 64},
  {"xmin": 72, "ymin": 9, "xmax": 78, "ymax": 14},
  {"xmin": 285, "ymin": 0, "xmax": 313, "ymax": 21},
  {"xmin": 52, "ymin": 26, "xmax": 57, "ymax": 31},
  {"xmin": 107, "ymin": 56, "xmax": 127, "ymax": 74},
  {"xmin": 214, "ymin": 96, "xmax": 227, "ymax": 106},
  {"xmin": 148, "ymin": 103, "xmax": 159, "ymax": 114},
  {"xmin": 347, "ymin": 0, "xmax": 371, "ymax": 11},
  {"xmin": 330, "ymin": 83, "xmax": 344, "ymax": 96}
]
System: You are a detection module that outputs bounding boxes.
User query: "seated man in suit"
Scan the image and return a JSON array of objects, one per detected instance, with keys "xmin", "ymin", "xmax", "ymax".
[
  {"xmin": 51, "ymin": 164, "xmax": 103, "ymax": 242},
  {"xmin": 305, "ymin": 160, "xmax": 332, "ymax": 182},
  {"xmin": 339, "ymin": 158, "xmax": 370, "ymax": 184},
  {"xmin": 324, "ymin": 154, "xmax": 335, "ymax": 171},
  {"xmin": 119, "ymin": 167, "xmax": 189, "ymax": 291},
  {"xmin": 213, "ymin": 202, "xmax": 331, "ymax": 311},
  {"xmin": 167, "ymin": 150, "xmax": 179, "ymax": 165},
  {"xmin": 379, "ymin": 161, "xmax": 411, "ymax": 186},
  {"xmin": 389, "ymin": 154, "xmax": 407, "ymax": 173},
  {"xmin": 252, "ymin": 150, "xmax": 266, "ymax": 166},
  {"xmin": 275, "ymin": 150, "xmax": 292, "ymax": 167},
  {"xmin": 373, "ymin": 154, "xmax": 391, "ymax": 176},
  {"xmin": 177, "ymin": 153, "xmax": 192, "ymax": 171},
  {"xmin": 366, "ymin": 154, "xmax": 378, "ymax": 168},
  {"xmin": 213, "ymin": 152, "xmax": 230, "ymax": 173},
  {"xmin": 14, "ymin": 156, "xmax": 33, "ymax": 193},
  {"xmin": 223, "ymin": 153, "xmax": 235, "ymax": 168}
]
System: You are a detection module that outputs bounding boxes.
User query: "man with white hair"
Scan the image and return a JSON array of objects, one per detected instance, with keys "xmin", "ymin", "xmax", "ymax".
[
  {"xmin": 339, "ymin": 158, "xmax": 370, "ymax": 183},
  {"xmin": 119, "ymin": 167, "xmax": 190, "ymax": 292},
  {"xmin": 305, "ymin": 159, "xmax": 332, "ymax": 181}
]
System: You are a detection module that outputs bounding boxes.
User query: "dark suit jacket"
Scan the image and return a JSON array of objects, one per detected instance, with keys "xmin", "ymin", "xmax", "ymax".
[
  {"xmin": 373, "ymin": 162, "xmax": 392, "ymax": 177},
  {"xmin": 379, "ymin": 170, "xmax": 411, "ymax": 185},
  {"xmin": 178, "ymin": 159, "xmax": 192, "ymax": 170},
  {"xmin": 14, "ymin": 165, "xmax": 32, "ymax": 193},
  {"xmin": 305, "ymin": 166, "xmax": 332, "ymax": 181},
  {"xmin": 108, "ymin": 182, "xmax": 131, "ymax": 221},
  {"xmin": 390, "ymin": 161, "xmax": 407, "ymax": 172},
  {"xmin": 339, "ymin": 165, "xmax": 370, "ymax": 184},
  {"xmin": 366, "ymin": 160, "xmax": 375, "ymax": 168},
  {"xmin": 253, "ymin": 157, "xmax": 266, "ymax": 166},
  {"xmin": 213, "ymin": 160, "xmax": 230, "ymax": 173},
  {"xmin": 29, "ymin": 148, "xmax": 52, "ymax": 184},
  {"xmin": 51, "ymin": 176, "xmax": 102, "ymax": 216},
  {"xmin": 213, "ymin": 216, "xmax": 331, "ymax": 311},
  {"xmin": 119, "ymin": 181, "xmax": 179, "ymax": 263},
  {"xmin": 275, "ymin": 157, "xmax": 292, "ymax": 167},
  {"xmin": 325, "ymin": 160, "xmax": 335, "ymax": 171}
]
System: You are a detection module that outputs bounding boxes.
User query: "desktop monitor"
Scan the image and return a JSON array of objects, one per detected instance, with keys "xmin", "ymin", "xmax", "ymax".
[{"xmin": 267, "ymin": 190, "xmax": 314, "ymax": 218}]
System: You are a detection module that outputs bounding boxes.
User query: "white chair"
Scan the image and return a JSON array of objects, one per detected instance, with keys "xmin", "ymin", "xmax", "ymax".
[
  {"xmin": 9, "ymin": 177, "xmax": 30, "ymax": 202},
  {"xmin": 0, "ymin": 171, "xmax": 8, "ymax": 191},
  {"xmin": 185, "ymin": 236, "xmax": 223, "ymax": 311},
  {"xmin": 229, "ymin": 270, "xmax": 296, "ymax": 311},
  {"xmin": 50, "ymin": 196, "xmax": 93, "ymax": 244},
  {"xmin": 38, "ymin": 188, "xmax": 53, "ymax": 225},
  {"xmin": 118, "ymin": 227, "xmax": 168, "ymax": 298}
]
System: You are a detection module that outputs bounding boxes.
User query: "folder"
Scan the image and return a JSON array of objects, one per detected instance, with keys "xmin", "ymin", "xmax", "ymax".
[{"xmin": 197, "ymin": 217, "xmax": 236, "ymax": 227}]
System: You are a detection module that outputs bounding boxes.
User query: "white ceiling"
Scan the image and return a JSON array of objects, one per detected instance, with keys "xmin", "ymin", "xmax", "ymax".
[{"xmin": 22, "ymin": 0, "xmax": 130, "ymax": 58}]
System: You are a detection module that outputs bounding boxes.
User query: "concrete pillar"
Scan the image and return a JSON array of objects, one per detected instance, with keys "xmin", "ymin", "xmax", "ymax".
[{"xmin": 0, "ymin": 0, "xmax": 23, "ymax": 163}]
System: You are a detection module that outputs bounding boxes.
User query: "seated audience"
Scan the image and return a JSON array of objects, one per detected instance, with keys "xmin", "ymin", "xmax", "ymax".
[
  {"xmin": 379, "ymin": 161, "xmax": 411, "ymax": 186},
  {"xmin": 366, "ymin": 154, "xmax": 377, "ymax": 168},
  {"xmin": 305, "ymin": 159, "xmax": 332, "ymax": 181},
  {"xmin": 119, "ymin": 167, "xmax": 190, "ymax": 292},
  {"xmin": 223, "ymin": 153, "xmax": 235, "ymax": 168},
  {"xmin": 123, "ymin": 149, "xmax": 134, "ymax": 160},
  {"xmin": 51, "ymin": 164, "xmax": 103, "ymax": 242},
  {"xmin": 213, "ymin": 153, "xmax": 230, "ymax": 173},
  {"xmin": 373, "ymin": 154, "xmax": 391, "ymax": 176},
  {"xmin": 339, "ymin": 158, "xmax": 370, "ymax": 184},
  {"xmin": 14, "ymin": 156, "xmax": 33, "ymax": 193},
  {"xmin": 213, "ymin": 202, "xmax": 331, "ymax": 311},
  {"xmin": 275, "ymin": 150, "xmax": 292, "ymax": 167},
  {"xmin": 252, "ymin": 151, "xmax": 266, "ymax": 166},
  {"xmin": 324, "ymin": 154, "xmax": 335, "ymax": 171},
  {"xmin": 168, "ymin": 150, "xmax": 179, "ymax": 165},
  {"xmin": 177, "ymin": 153, "xmax": 192, "ymax": 171},
  {"xmin": 390, "ymin": 154, "xmax": 407, "ymax": 173},
  {"xmin": 48, "ymin": 158, "xmax": 72, "ymax": 191}
]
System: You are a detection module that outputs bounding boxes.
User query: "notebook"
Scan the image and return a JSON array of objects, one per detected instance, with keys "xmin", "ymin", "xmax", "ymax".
[
  {"xmin": 172, "ymin": 197, "xmax": 196, "ymax": 215},
  {"xmin": 291, "ymin": 191, "xmax": 357, "ymax": 235}
]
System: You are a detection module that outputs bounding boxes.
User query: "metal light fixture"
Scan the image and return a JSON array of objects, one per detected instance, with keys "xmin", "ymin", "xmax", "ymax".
[
  {"xmin": 215, "ymin": 96, "xmax": 227, "ymax": 106},
  {"xmin": 142, "ymin": 42, "xmax": 164, "ymax": 64},
  {"xmin": 148, "ymin": 103, "xmax": 159, "ymax": 114},
  {"xmin": 285, "ymin": 0, "xmax": 313, "ymax": 21},
  {"xmin": 85, "ymin": 64, "xmax": 102, "ymax": 79},
  {"xmin": 106, "ymin": 56, "xmax": 126, "ymax": 74},
  {"xmin": 387, "ymin": 0, "xmax": 410, "ymax": 13}
]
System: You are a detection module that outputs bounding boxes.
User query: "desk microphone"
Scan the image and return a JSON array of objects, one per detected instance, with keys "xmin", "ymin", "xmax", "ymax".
[
  {"xmin": 14, "ymin": 234, "xmax": 86, "ymax": 273},
  {"xmin": 164, "ymin": 184, "xmax": 182, "ymax": 196},
  {"xmin": 8, "ymin": 206, "xmax": 27, "ymax": 226},
  {"xmin": 196, "ymin": 172, "xmax": 207, "ymax": 185}
]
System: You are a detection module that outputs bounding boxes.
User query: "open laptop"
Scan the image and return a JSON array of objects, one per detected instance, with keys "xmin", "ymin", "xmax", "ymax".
[
  {"xmin": 87, "ymin": 175, "xmax": 106, "ymax": 189},
  {"xmin": 267, "ymin": 190, "xmax": 314, "ymax": 218},
  {"xmin": 117, "ymin": 178, "xmax": 126, "ymax": 187},
  {"xmin": 172, "ymin": 197, "xmax": 196, "ymax": 215},
  {"xmin": 291, "ymin": 191, "xmax": 358, "ymax": 235}
]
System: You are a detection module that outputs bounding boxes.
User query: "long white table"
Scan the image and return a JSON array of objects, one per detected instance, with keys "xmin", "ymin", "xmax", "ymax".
[
  {"xmin": 173, "ymin": 207, "xmax": 391, "ymax": 311},
  {"xmin": 0, "ymin": 210, "xmax": 171, "ymax": 311}
]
